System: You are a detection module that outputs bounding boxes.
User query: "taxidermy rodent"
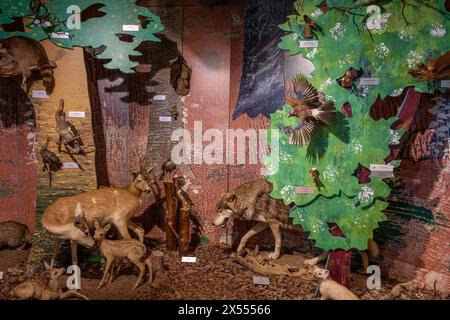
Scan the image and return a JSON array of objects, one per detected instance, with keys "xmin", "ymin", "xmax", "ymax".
[
  {"xmin": 0, "ymin": 221, "xmax": 33, "ymax": 250},
  {"xmin": 313, "ymin": 266, "xmax": 359, "ymax": 300},
  {"xmin": 0, "ymin": 36, "xmax": 56, "ymax": 93}
]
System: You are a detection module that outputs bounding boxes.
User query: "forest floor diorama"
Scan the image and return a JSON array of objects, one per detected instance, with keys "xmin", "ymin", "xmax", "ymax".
[{"xmin": 0, "ymin": 245, "xmax": 448, "ymax": 300}]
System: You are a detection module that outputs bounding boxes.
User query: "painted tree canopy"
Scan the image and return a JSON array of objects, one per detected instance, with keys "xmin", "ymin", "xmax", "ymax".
[
  {"xmin": 0, "ymin": 0, "xmax": 164, "ymax": 72},
  {"xmin": 266, "ymin": 0, "xmax": 450, "ymax": 250}
]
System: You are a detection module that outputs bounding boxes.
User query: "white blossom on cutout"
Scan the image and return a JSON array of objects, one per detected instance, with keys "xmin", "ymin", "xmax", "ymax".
[
  {"xmin": 280, "ymin": 185, "xmax": 296, "ymax": 203},
  {"xmin": 431, "ymin": 24, "xmax": 446, "ymax": 37},
  {"xmin": 330, "ymin": 22, "xmax": 346, "ymax": 41},
  {"xmin": 358, "ymin": 185, "xmax": 374, "ymax": 205},
  {"xmin": 388, "ymin": 129, "xmax": 401, "ymax": 145},
  {"xmin": 306, "ymin": 47, "xmax": 318, "ymax": 59},
  {"xmin": 323, "ymin": 165, "xmax": 339, "ymax": 182},
  {"xmin": 348, "ymin": 139, "xmax": 363, "ymax": 154},
  {"xmin": 375, "ymin": 42, "xmax": 390, "ymax": 59},
  {"xmin": 406, "ymin": 49, "xmax": 424, "ymax": 68},
  {"xmin": 319, "ymin": 78, "xmax": 333, "ymax": 92},
  {"xmin": 310, "ymin": 8, "xmax": 323, "ymax": 18},
  {"xmin": 399, "ymin": 26, "xmax": 414, "ymax": 41},
  {"xmin": 391, "ymin": 88, "xmax": 403, "ymax": 96}
]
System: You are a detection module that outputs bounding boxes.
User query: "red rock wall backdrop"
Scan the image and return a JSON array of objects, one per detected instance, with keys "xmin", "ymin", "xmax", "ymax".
[{"xmin": 0, "ymin": 79, "xmax": 37, "ymax": 233}]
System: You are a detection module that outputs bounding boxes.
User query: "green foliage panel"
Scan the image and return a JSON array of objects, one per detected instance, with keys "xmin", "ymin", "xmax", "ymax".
[
  {"xmin": 0, "ymin": 0, "xmax": 164, "ymax": 73},
  {"xmin": 291, "ymin": 196, "xmax": 388, "ymax": 251}
]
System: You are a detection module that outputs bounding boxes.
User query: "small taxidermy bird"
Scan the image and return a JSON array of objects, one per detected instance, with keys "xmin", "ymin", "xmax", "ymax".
[
  {"xmin": 40, "ymin": 137, "xmax": 63, "ymax": 187},
  {"xmin": 309, "ymin": 168, "xmax": 324, "ymax": 190},
  {"xmin": 0, "ymin": 36, "xmax": 56, "ymax": 93},
  {"xmin": 303, "ymin": 15, "xmax": 323, "ymax": 39},
  {"xmin": 170, "ymin": 55, "xmax": 192, "ymax": 96},
  {"xmin": 337, "ymin": 67, "xmax": 364, "ymax": 90},
  {"xmin": 55, "ymin": 99, "xmax": 86, "ymax": 156},
  {"xmin": 159, "ymin": 159, "xmax": 177, "ymax": 181},
  {"xmin": 284, "ymin": 75, "xmax": 337, "ymax": 146},
  {"xmin": 408, "ymin": 50, "xmax": 450, "ymax": 82}
]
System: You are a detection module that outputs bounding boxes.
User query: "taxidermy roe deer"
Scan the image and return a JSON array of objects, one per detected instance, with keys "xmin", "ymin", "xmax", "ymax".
[
  {"xmin": 10, "ymin": 262, "xmax": 89, "ymax": 300},
  {"xmin": 41, "ymin": 163, "xmax": 154, "ymax": 266},
  {"xmin": 94, "ymin": 221, "xmax": 153, "ymax": 290}
]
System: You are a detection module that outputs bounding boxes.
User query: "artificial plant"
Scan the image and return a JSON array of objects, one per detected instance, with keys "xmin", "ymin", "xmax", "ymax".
[
  {"xmin": 266, "ymin": 0, "xmax": 450, "ymax": 283},
  {"xmin": 0, "ymin": 0, "xmax": 164, "ymax": 72}
]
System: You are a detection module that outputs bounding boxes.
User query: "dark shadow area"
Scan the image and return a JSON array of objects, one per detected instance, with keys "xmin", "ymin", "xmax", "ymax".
[
  {"xmin": 306, "ymin": 112, "xmax": 350, "ymax": 163},
  {"xmin": 0, "ymin": 78, "xmax": 35, "ymax": 129}
]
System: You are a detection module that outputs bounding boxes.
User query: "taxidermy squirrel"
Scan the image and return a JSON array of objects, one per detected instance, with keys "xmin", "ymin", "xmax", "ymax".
[
  {"xmin": 170, "ymin": 55, "xmax": 192, "ymax": 96},
  {"xmin": 0, "ymin": 36, "xmax": 57, "ymax": 93}
]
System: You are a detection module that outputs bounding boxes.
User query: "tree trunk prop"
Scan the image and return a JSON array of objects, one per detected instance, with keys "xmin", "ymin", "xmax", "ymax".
[
  {"xmin": 164, "ymin": 181, "xmax": 178, "ymax": 251},
  {"xmin": 328, "ymin": 227, "xmax": 352, "ymax": 288},
  {"xmin": 179, "ymin": 207, "xmax": 191, "ymax": 255}
]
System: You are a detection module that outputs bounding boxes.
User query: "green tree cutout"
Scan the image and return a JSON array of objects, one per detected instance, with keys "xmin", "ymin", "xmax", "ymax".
[
  {"xmin": 266, "ymin": 0, "xmax": 450, "ymax": 251},
  {"xmin": 0, "ymin": 0, "xmax": 164, "ymax": 73}
]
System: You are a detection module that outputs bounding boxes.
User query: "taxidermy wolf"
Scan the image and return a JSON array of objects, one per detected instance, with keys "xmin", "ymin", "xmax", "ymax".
[
  {"xmin": 213, "ymin": 179, "xmax": 301, "ymax": 259},
  {"xmin": 0, "ymin": 36, "xmax": 56, "ymax": 93}
]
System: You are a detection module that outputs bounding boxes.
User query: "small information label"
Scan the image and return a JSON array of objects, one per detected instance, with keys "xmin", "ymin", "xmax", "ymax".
[
  {"xmin": 253, "ymin": 276, "xmax": 270, "ymax": 285},
  {"xmin": 32, "ymin": 90, "xmax": 49, "ymax": 99},
  {"xmin": 51, "ymin": 32, "xmax": 70, "ymax": 39},
  {"xmin": 181, "ymin": 256, "xmax": 197, "ymax": 263},
  {"xmin": 441, "ymin": 80, "xmax": 450, "ymax": 88},
  {"xmin": 370, "ymin": 164, "xmax": 394, "ymax": 178},
  {"xmin": 68, "ymin": 111, "xmax": 86, "ymax": 118},
  {"xmin": 153, "ymin": 95, "xmax": 166, "ymax": 101},
  {"xmin": 159, "ymin": 116, "xmax": 172, "ymax": 122},
  {"xmin": 370, "ymin": 164, "xmax": 394, "ymax": 172},
  {"xmin": 359, "ymin": 78, "xmax": 380, "ymax": 86},
  {"xmin": 122, "ymin": 25, "xmax": 139, "ymax": 32},
  {"xmin": 299, "ymin": 40, "xmax": 319, "ymax": 48},
  {"xmin": 63, "ymin": 162, "xmax": 79, "ymax": 169},
  {"xmin": 295, "ymin": 186, "xmax": 314, "ymax": 194}
]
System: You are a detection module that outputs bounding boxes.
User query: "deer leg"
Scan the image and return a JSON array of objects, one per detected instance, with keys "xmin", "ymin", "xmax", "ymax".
[
  {"xmin": 237, "ymin": 222, "xmax": 268, "ymax": 255},
  {"xmin": 127, "ymin": 220, "xmax": 145, "ymax": 243},
  {"xmin": 51, "ymin": 238, "xmax": 62, "ymax": 267},
  {"xmin": 131, "ymin": 258, "xmax": 145, "ymax": 291},
  {"xmin": 358, "ymin": 250, "xmax": 369, "ymax": 272},
  {"xmin": 115, "ymin": 221, "xmax": 132, "ymax": 240},
  {"xmin": 70, "ymin": 241, "xmax": 78, "ymax": 266},
  {"xmin": 98, "ymin": 258, "xmax": 113, "ymax": 289},
  {"xmin": 268, "ymin": 222, "xmax": 281, "ymax": 259},
  {"xmin": 304, "ymin": 251, "xmax": 329, "ymax": 266}
]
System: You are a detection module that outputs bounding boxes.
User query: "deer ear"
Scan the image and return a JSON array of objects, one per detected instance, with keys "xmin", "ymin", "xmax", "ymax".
[
  {"xmin": 228, "ymin": 192, "xmax": 237, "ymax": 202},
  {"xmin": 94, "ymin": 220, "xmax": 100, "ymax": 229},
  {"xmin": 104, "ymin": 224, "xmax": 111, "ymax": 233},
  {"xmin": 44, "ymin": 261, "xmax": 50, "ymax": 270}
]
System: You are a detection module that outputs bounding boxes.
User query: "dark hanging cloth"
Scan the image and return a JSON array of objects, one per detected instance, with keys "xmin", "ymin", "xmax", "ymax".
[{"xmin": 232, "ymin": 0, "xmax": 286, "ymax": 120}]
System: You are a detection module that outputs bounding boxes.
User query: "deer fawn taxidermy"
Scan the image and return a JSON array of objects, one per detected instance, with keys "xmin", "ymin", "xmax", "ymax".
[
  {"xmin": 0, "ymin": 36, "xmax": 57, "ymax": 93},
  {"xmin": 94, "ymin": 221, "xmax": 153, "ymax": 290},
  {"xmin": 41, "ymin": 159, "xmax": 154, "ymax": 266},
  {"xmin": 10, "ymin": 261, "xmax": 89, "ymax": 300}
]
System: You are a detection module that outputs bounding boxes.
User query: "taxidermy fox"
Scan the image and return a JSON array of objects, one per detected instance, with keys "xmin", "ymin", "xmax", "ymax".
[
  {"xmin": 213, "ymin": 179, "xmax": 301, "ymax": 259},
  {"xmin": 0, "ymin": 36, "xmax": 57, "ymax": 93}
]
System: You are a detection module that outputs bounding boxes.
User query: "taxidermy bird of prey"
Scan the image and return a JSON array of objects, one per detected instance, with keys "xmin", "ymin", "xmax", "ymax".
[
  {"xmin": 40, "ymin": 137, "xmax": 63, "ymax": 187},
  {"xmin": 55, "ymin": 99, "xmax": 85, "ymax": 156},
  {"xmin": 284, "ymin": 75, "xmax": 336, "ymax": 146}
]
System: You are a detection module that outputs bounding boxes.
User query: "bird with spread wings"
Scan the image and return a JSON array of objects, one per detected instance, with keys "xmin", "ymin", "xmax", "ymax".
[{"xmin": 283, "ymin": 75, "xmax": 337, "ymax": 146}]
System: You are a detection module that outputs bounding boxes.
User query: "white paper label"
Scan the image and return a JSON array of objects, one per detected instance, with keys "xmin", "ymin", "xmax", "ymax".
[
  {"xmin": 191, "ymin": 103, "xmax": 200, "ymax": 108},
  {"xmin": 295, "ymin": 186, "xmax": 314, "ymax": 194},
  {"xmin": 441, "ymin": 80, "xmax": 450, "ymax": 88},
  {"xmin": 371, "ymin": 171, "xmax": 394, "ymax": 178},
  {"xmin": 63, "ymin": 162, "xmax": 79, "ymax": 169},
  {"xmin": 181, "ymin": 256, "xmax": 197, "ymax": 263},
  {"xmin": 370, "ymin": 164, "xmax": 394, "ymax": 172},
  {"xmin": 68, "ymin": 111, "xmax": 85, "ymax": 118},
  {"xmin": 0, "ymin": 271, "xmax": 3, "ymax": 280},
  {"xmin": 51, "ymin": 32, "xmax": 70, "ymax": 39},
  {"xmin": 159, "ymin": 116, "xmax": 172, "ymax": 122},
  {"xmin": 253, "ymin": 276, "xmax": 270, "ymax": 285},
  {"xmin": 122, "ymin": 25, "xmax": 139, "ymax": 31},
  {"xmin": 360, "ymin": 78, "xmax": 380, "ymax": 86},
  {"xmin": 153, "ymin": 95, "xmax": 166, "ymax": 101},
  {"xmin": 300, "ymin": 40, "xmax": 319, "ymax": 48},
  {"xmin": 32, "ymin": 90, "xmax": 49, "ymax": 99}
]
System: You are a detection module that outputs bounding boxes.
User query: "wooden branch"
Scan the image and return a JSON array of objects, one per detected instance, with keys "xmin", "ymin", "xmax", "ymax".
[{"xmin": 231, "ymin": 250, "xmax": 307, "ymax": 277}]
